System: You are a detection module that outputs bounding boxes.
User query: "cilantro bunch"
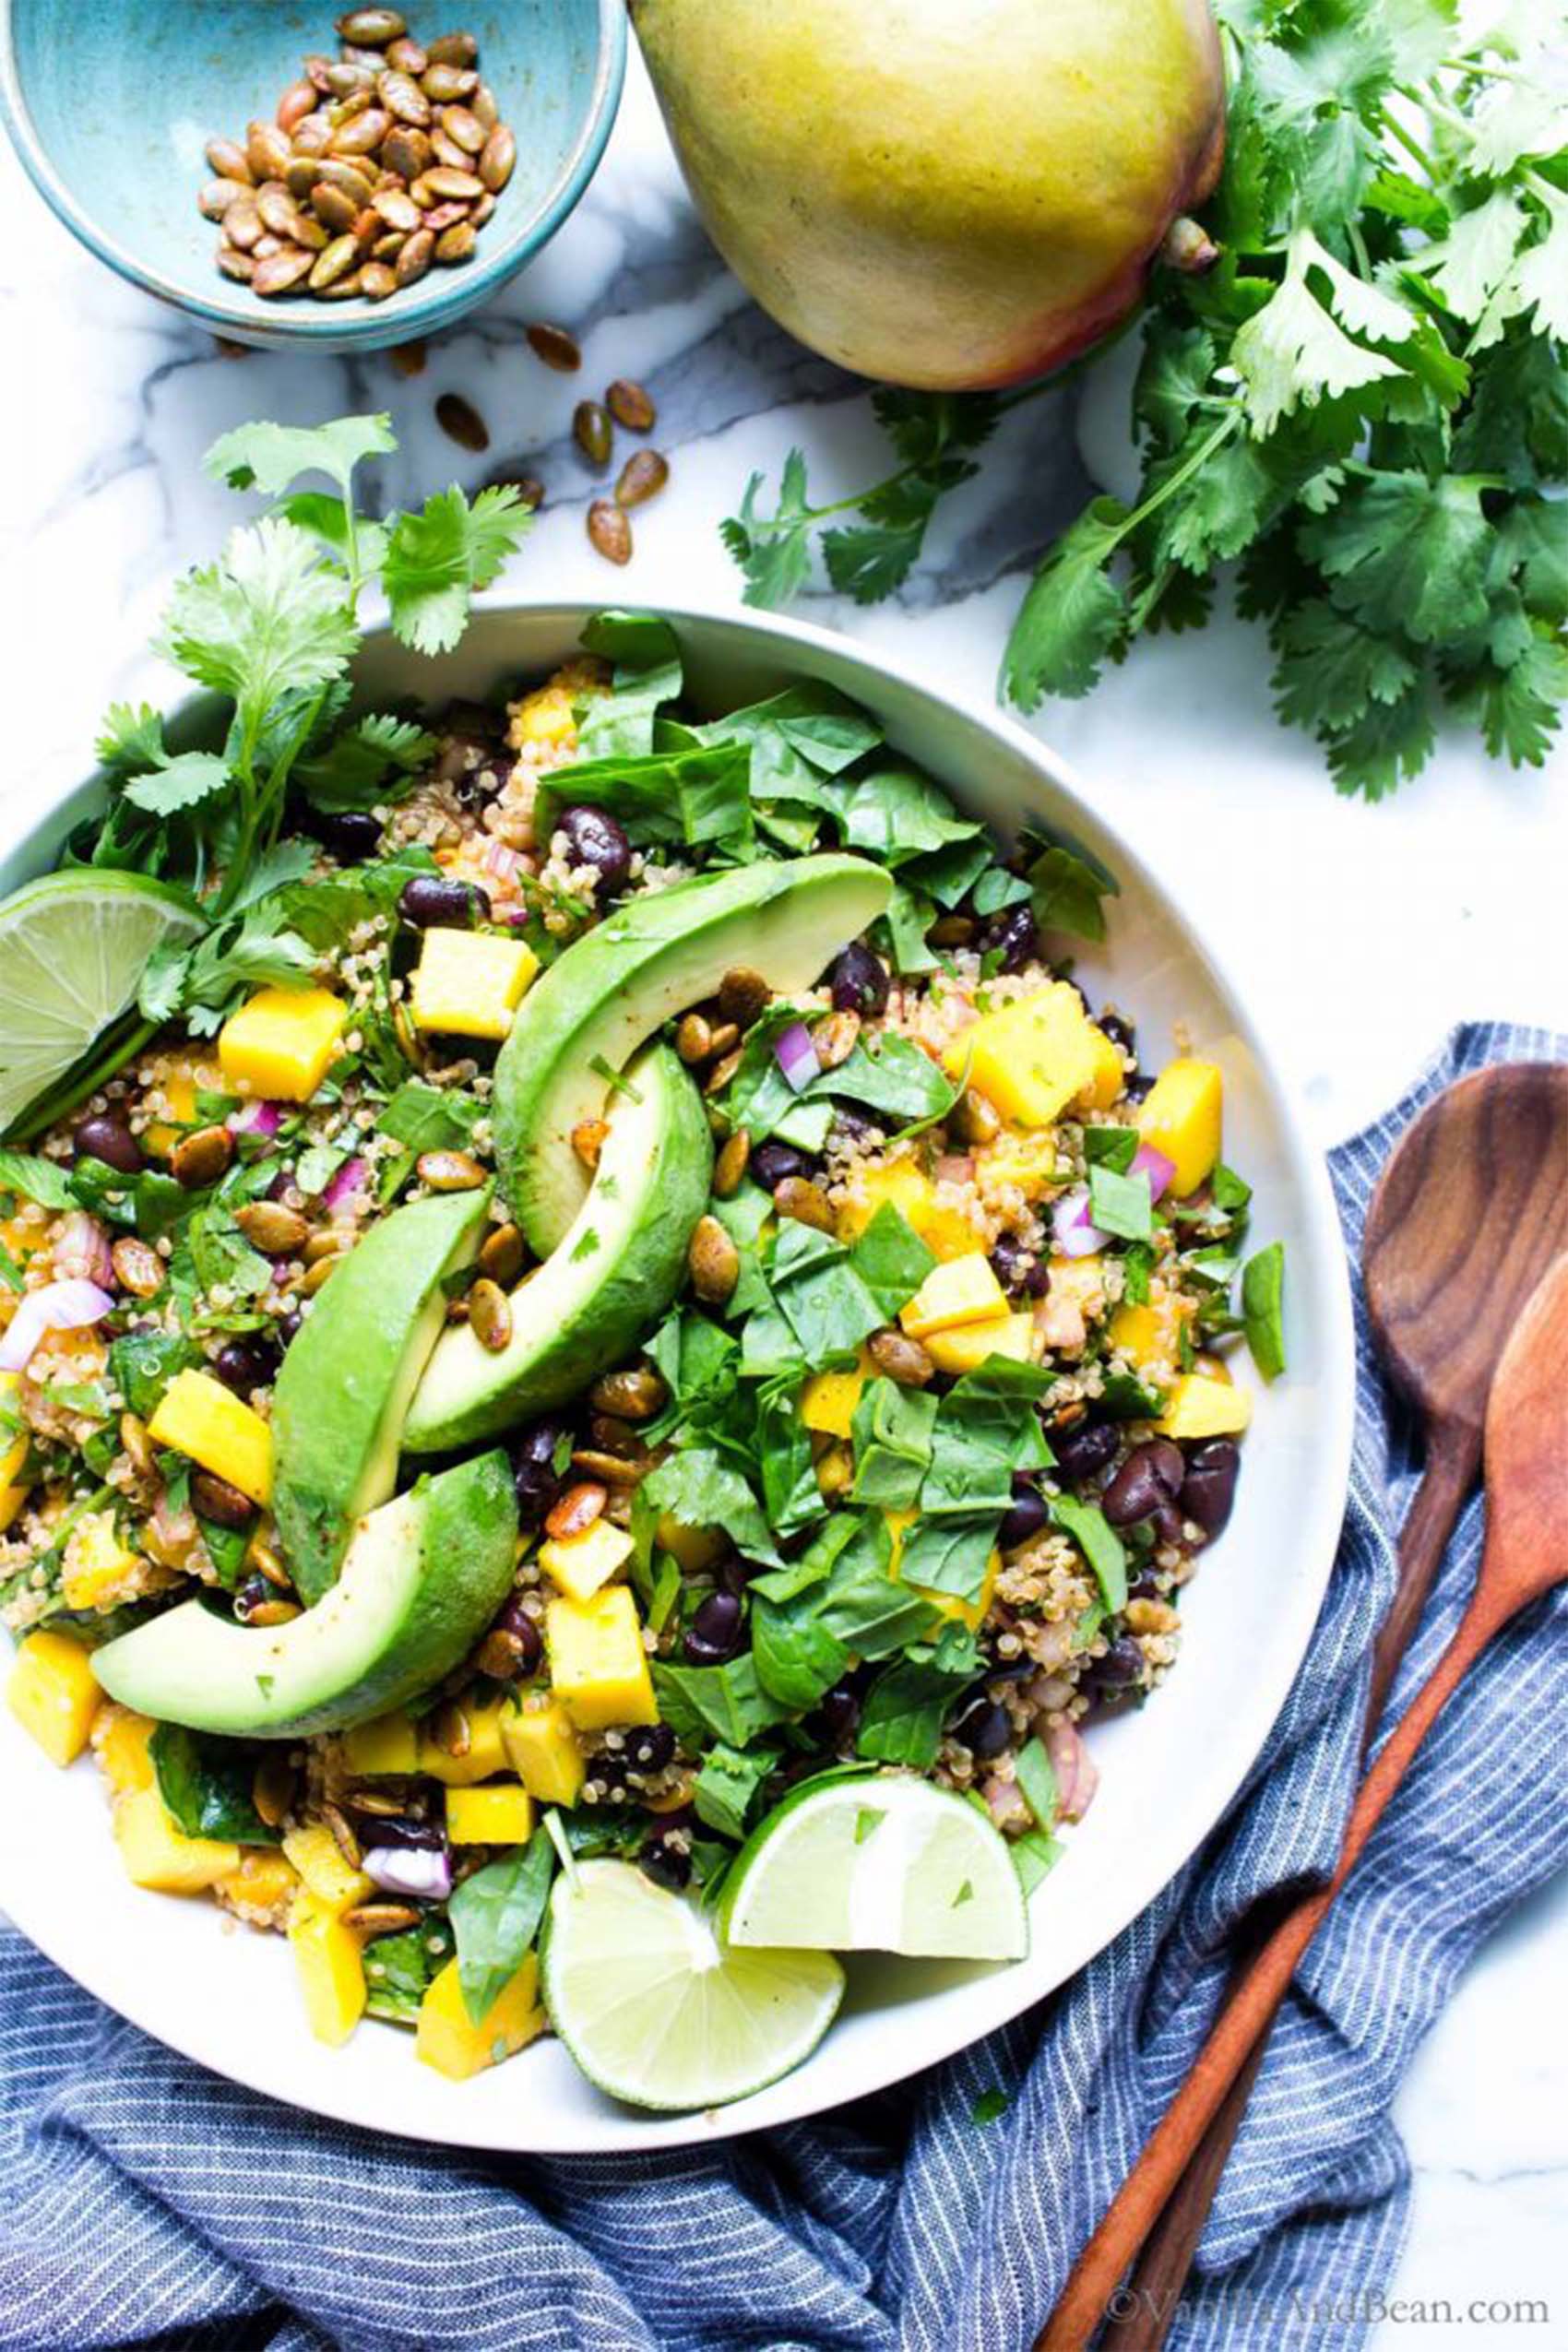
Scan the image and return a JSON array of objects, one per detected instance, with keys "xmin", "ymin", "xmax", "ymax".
[{"xmin": 723, "ymin": 0, "xmax": 1568, "ymax": 798}]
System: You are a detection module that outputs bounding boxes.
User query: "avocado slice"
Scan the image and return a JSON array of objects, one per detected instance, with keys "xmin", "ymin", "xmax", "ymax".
[
  {"xmin": 404, "ymin": 1043, "xmax": 711, "ymax": 1454},
  {"xmin": 493, "ymin": 852, "xmax": 890, "ymax": 1255},
  {"xmin": 271, "ymin": 1187, "xmax": 491, "ymax": 1605},
  {"xmin": 90, "ymin": 1453, "xmax": 517, "ymax": 1739}
]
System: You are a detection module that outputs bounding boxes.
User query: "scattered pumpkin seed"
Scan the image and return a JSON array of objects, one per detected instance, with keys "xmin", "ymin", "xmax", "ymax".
[
  {"xmin": 688, "ymin": 1216, "xmax": 740, "ymax": 1306},
  {"xmin": 773, "ymin": 1175, "xmax": 836, "ymax": 1231},
  {"xmin": 111, "ymin": 1238, "xmax": 164, "ymax": 1299},
  {"xmin": 235, "ymin": 1201, "xmax": 311, "ymax": 1254},
  {"xmin": 468, "ymin": 1277, "xmax": 513, "ymax": 1353},
  {"xmin": 675, "ymin": 1012, "xmax": 713, "ymax": 1064},
  {"xmin": 713, "ymin": 1130, "xmax": 752, "ymax": 1198},
  {"xmin": 527, "ymin": 320, "xmax": 581, "ymax": 372},
  {"xmin": 171, "ymin": 1124, "xmax": 234, "ymax": 1189},
  {"xmin": 574, "ymin": 400, "xmax": 612, "ymax": 467},
  {"xmin": 588, "ymin": 499, "xmax": 632, "ymax": 565},
  {"xmin": 435, "ymin": 390, "xmax": 489, "ymax": 450},
  {"xmin": 588, "ymin": 1365, "xmax": 669, "ymax": 1422},
  {"xmin": 545, "ymin": 1481, "xmax": 607, "ymax": 1540},
  {"xmin": 717, "ymin": 967, "xmax": 769, "ymax": 1029},
  {"xmin": 310, "ymin": 232, "xmax": 362, "ymax": 289},
  {"xmin": 606, "ymin": 378, "xmax": 656, "ymax": 432},
  {"xmin": 338, "ymin": 7, "xmax": 406, "ymax": 42},
  {"xmin": 615, "ymin": 448, "xmax": 670, "ymax": 508},
  {"xmin": 417, "ymin": 1147, "xmax": 486, "ymax": 1191},
  {"xmin": 386, "ymin": 35, "xmax": 428, "ymax": 73},
  {"xmin": 381, "ymin": 68, "xmax": 432, "ymax": 125},
  {"xmin": 868, "ymin": 1327, "xmax": 935, "ymax": 1386},
  {"xmin": 426, "ymin": 30, "xmax": 478, "ymax": 66},
  {"xmin": 192, "ymin": 1470, "xmax": 258, "ymax": 1528}
]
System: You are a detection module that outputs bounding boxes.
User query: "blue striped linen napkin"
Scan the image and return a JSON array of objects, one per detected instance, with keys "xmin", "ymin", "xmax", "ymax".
[{"xmin": 3, "ymin": 1020, "xmax": 1564, "ymax": 2352}]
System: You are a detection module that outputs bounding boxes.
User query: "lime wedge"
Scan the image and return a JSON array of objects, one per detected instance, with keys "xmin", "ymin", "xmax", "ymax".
[
  {"xmin": 0, "ymin": 870, "xmax": 204, "ymax": 1131},
  {"xmin": 723, "ymin": 1772, "xmax": 1028, "ymax": 1962},
  {"xmin": 540, "ymin": 1859, "xmax": 845, "ymax": 2110}
]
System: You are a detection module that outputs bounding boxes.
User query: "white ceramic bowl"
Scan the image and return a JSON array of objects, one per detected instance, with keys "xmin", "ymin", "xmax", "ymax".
[{"xmin": 0, "ymin": 601, "xmax": 1355, "ymax": 2154}]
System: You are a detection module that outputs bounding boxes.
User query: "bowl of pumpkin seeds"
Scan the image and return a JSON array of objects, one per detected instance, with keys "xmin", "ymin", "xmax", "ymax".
[{"xmin": 0, "ymin": 0, "xmax": 625, "ymax": 349}]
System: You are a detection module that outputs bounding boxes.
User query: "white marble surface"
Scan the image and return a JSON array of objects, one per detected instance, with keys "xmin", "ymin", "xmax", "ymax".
[{"xmin": 3, "ymin": 41, "xmax": 1566, "ymax": 2343}]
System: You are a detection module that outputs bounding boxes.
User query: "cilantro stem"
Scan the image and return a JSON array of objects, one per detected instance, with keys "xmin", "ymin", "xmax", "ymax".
[
  {"xmin": 1122, "ymin": 408, "xmax": 1244, "ymax": 539},
  {"xmin": 1382, "ymin": 112, "xmax": 1436, "ymax": 177}
]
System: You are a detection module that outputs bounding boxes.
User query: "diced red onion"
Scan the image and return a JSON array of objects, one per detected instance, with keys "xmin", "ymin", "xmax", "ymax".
[
  {"xmin": 53, "ymin": 1213, "xmax": 113, "ymax": 1289},
  {"xmin": 483, "ymin": 839, "xmax": 521, "ymax": 882},
  {"xmin": 0, "ymin": 1279, "xmax": 115, "ymax": 1374},
  {"xmin": 324, "ymin": 1155, "xmax": 368, "ymax": 1216},
  {"xmin": 1131, "ymin": 1142, "xmax": 1176, "ymax": 1201},
  {"xmin": 774, "ymin": 1022, "xmax": 820, "ymax": 1093},
  {"xmin": 1051, "ymin": 1190, "xmax": 1105, "ymax": 1258},
  {"xmin": 981, "ymin": 1774, "xmax": 1032, "ymax": 1833},
  {"xmin": 230, "ymin": 1099, "xmax": 283, "ymax": 1139},
  {"xmin": 362, "ymin": 1844, "xmax": 453, "ymax": 1902},
  {"xmin": 934, "ymin": 1154, "xmax": 975, "ymax": 1186},
  {"xmin": 1045, "ymin": 1718, "xmax": 1099, "ymax": 1823}
]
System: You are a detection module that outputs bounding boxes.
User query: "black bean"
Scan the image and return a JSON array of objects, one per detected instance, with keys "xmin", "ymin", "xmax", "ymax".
[
  {"xmin": 751, "ymin": 1139, "xmax": 819, "ymax": 1190},
  {"xmin": 977, "ymin": 901, "xmax": 1039, "ymax": 972},
  {"xmin": 314, "ymin": 808, "xmax": 384, "ymax": 862},
  {"xmin": 510, "ymin": 1416, "xmax": 573, "ymax": 1521},
  {"xmin": 953, "ymin": 1698, "xmax": 1012, "ymax": 1760},
  {"xmin": 494, "ymin": 1597, "xmax": 544, "ymax": 1678},
  {"xmin": 1123, "ymin": 1071, "xmax": 1157, "ymax": 1103},
  {"xmin": 213, "ymin": 1335, "xmax": 282, "ymax": 1397},
  {"xmin": 1051, "ymin": 1418, "xmax": 1120, "ymax": 1485},
  {"xmin": 439, "ymin": 697, "xmax": 505, "ymax": 742},
  {"xmin": 999, "ymin": 1476, "xmax": 1049, "ymax": 1550},
  {"xmin": 624, "ymin": 1723, "xmax": 676, "ymax": 1775},
  {"xmin": 683, "ymin": 1589, "xmax": 744, "ymax": 1665},
  {"xmin": 278, "ymin": 1309, "xmax": 304, "ymax": 1345},
  {"xmin": 638, "ymin": 1834, "xmax": 692, "ymax": 1892},
  {"xmin": 991, "ymin": 1231, "xmax": 1051, "ymax": 1299},
  {"xmin": 554, "ymin": 804, "xmax": 632, "ymax": 893},
  {"xmin": 233, "ymin": 1574, "xmax": 278, "ymax": 1623},
  {"xmin": 1087, "ymin": 1634, "xmax": 1146, "ymax": 1690},
  {"xmin": 354, "ymin": 1805, "xmax": 445, "ymax": 1853},
  {"xmin": 1102, "ymin": 1440, "xmax": 1186, "ymax": 1536},
  {"xmin": 1182, "ymin": 1439, "xmax": 1241, "ymax": 1537},
  {"xmin": 73, "ymin": 1113, "xmax": 142, "ymax": 1174},
  {"xmin": 828, "ymin": 940, "xmax": 889, "ymax": 1016},
  {"xmin": 809, "ymin": 1682, "xmax": 861, "ymax": 1752},
  {"xmin": 398, "ymin": 873, "xmax": 483, "ymax": 929},
  {"xmin": 1097, "ymin": 1011, "xmax": 1136, "ymax": 1059}
]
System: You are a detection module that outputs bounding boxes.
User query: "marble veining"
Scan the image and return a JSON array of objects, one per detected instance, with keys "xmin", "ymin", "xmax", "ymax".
[{"xmin": 1, "ymin": 41, "xmax": 1564, "ymax": 2344}]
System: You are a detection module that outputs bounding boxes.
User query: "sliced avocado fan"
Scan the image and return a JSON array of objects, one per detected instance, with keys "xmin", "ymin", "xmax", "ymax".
[
  {"xmin": 493, "ymin": 852, "xmax": 891, "ymax": 1256},
  {"xmin": 404, "ymin": 1042, "xmax": 711, "ymax": 1454},
  {"xmin": 271, "ymin": 1186, "xmax": 491, "ymax": 1604},
  {"xmin": 90, "ymin": 1453, "xmax": 517, "ymax": 1739}
]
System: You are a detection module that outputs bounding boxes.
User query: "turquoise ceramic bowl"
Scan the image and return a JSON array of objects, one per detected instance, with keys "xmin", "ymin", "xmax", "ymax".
[{"xmin": 0, "ymin": 1, "xmax": 624, "ymax": 350}]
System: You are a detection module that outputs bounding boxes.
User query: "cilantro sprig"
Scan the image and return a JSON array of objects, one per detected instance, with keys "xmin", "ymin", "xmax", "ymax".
[
  {"xmin": 26, "ymin": 414, "xmax": 532, "ymax": 1130},
  {"xmin": 722, "ymin": 0, "xmax": 1567, "ymax": 797}
]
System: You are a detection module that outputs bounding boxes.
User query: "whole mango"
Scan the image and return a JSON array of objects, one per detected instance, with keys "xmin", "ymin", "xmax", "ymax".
[{"xmin": 632, "ymin": 0, "xmax": 1225, "ymax": 389}]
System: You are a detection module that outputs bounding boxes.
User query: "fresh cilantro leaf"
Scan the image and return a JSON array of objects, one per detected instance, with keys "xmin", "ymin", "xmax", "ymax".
[
  {"xmin": 1301, "ymin": 472, "xmax": 1491, "ymax": 645},
  {"xmin": 0, "ymin": 1149, "xmax": 77, "ymax": 1209},
  {"xmin": 693, "ymin": 1743, "xmax": 776, "ymax": 1840},
  {"xmin": 296, "ymin": 714, "xmax": 437, "ymax": 812},
  {"xmin": 377, "ymin": 1082, "xmax": 481, "ymax": 1154},
  {"xmin": 159, "ymin": 517, "xmax": 360, "ymax": 730},
  {"xmin": 204, "ymin": 414, "xmax": 396, "ymax": 499},
  {"xmin": 721, "ymin": 450, "xmax": 814, "ymax": 610},
  {"xmin": 1002, "ymin": 498, "xmax": 1132, "ymax": 707},
  {"xmin": 382, "ymin": 483, "xmax": 532, "ymax": 655},
  {"xmin": 640, "ymin": 1448, "xmax": 782, "ymax": 1567},
  {"xmin": 120, "ymin": 753, "xmax": 232, "ymax": 818},
  {"xmin": 1025, "ymin": 840, "xmax": 1120, "ymax": 944},
  {"xmin": 1270, "ymin": 600, "xmax": 1419, "ymax": 731}
]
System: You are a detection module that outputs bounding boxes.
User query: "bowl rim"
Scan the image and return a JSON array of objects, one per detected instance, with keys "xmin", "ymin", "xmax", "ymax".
[
  {"xmin": 0, "ymin": 594, "xmax": 1357, "ymax": 2152},
  {"xmin": 0, "ymin": 0, "xmax": 627, "ymax": 341}
]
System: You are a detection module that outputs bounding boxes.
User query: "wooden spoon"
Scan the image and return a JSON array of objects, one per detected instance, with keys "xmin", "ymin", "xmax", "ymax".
[
  {"xmin": 1039, "ymin": 1063, "xmax": 1568, "ymax": 2352},
  {"xmin": 1106, "ymin": 1062, "xmax": 1568, "ymax": 2346}
]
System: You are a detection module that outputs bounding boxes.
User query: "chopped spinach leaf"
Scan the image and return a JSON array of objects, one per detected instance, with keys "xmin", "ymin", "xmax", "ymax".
[
  {"xmin": 1049, "ymin": 1493, "xmax": 1128, "ymax": 1614},
  {"xmin": 447, "ymin": 1828, "xmax": 555, "ymax": 2025},
  {"xmin": 1241, "ymin": 1240, "xmax": 1288, "ymax": 1380},
  {"xmin": 149, "ymin": 1723, "xmax": 279, "ymax": 1846}
]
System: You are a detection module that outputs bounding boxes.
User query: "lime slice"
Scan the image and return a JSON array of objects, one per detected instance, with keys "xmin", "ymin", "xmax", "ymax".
[
  {"xmin": 0, "ymin": 870, "xmax": 204, "ymax": 1131},
  {"xmin": 540, "ymin": 1859, "xmax": 845, "ymax": 2110},
  {"xmin": 723, "ymin": 1771, "xmax": 1028, "ymax": 1962}
]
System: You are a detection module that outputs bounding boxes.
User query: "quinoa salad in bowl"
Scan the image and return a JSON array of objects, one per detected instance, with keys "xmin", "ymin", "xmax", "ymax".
[{"xmin": 0, "ymin": 417, "xmax": 1289, "ymax": 2113}]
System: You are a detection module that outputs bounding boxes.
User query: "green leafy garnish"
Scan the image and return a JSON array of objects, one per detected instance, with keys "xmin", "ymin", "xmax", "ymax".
[
  {"xmin": 1241, "ymin": 1239, "xmax": 1288, "ymax": 1380},
  {"xmin": 446, "ymin": 1828, "xmax": 555, "ymax": 2025},
  {"xmin": 149, "ymin": 1724, "xmax": 279, "ymax": 1846}
]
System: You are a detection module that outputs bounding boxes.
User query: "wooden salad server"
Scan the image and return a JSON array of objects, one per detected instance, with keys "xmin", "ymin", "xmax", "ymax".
[{"xmin": 1039, "ymin": 1062, "xmax": 1568, "ymax": 2352}]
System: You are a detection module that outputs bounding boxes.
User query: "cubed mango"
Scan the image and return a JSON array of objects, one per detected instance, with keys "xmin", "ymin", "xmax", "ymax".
[
  {"xmin": 942, "ymin": 984, "xmax": 1100, "ymax": 1126},
  {"xmin": 511, "ymin": 684, "xmax": 576, "ymax": 744},
  {"xmin": 546, "ymin": 1585, "xmax": 658, "ymax": 1731},
  {"xmin": 1136, "ymin": 1059, "xmax": 1223, "ymax": 1197},
  {"xmin": 1158, "ymin": 1372, "xmax": 1253, "ymax": 1441},
  {"xmin": 93, "ymin": 1705, "xmax": 159, "ymax": 1796},
  {"xmin": 922, "ymin": 1311, "xmax": 1035, "ymax": 1375},
  {"xmin": 835, "ymin": 1160, "xmax": 977, "ymax": 1261},
  {"xmin": 61, "ymin": 1510, "xmax": 142, "ymax": 1611},
  {"xmin": 977, "ymin": 1130, "xmax": 1062, "ymax": 1203},
  {"xmin": 281, "ymin": 1823, "xmax": 374, "ymax": 1916},
  {"xmin": 219, "ymin": 987, "xmax": 346, "ymax": 1104},
  {"xmin": 0, "ymin": 1372, "xmax": 30, "ymax": 1534},
  {"xmin": 289, "ymin": 1893, "xmax": 367, "ymax": 2047},
  {"xmin": 114, "ymin": 1787, "xmax": 239, "ymax": 1893},
  {"xmin": 446, "ymin": 1782, "xmax": 536, "ymax": 1845},
  {"xmin": 217, "ymin": 1848, "xmax": 300, "ymax": 1917},
  {"xmin": 538, "ymin": 1516, "xmax": 635, "ymax": 1604},
  {"xmin": 899, "ymin": 1253, "xmax": 1008, "ymax": 1339},
  {"xmin": 8, "ymin": 1631, "xmax": 101, "ymax": 1766},
  {"xmin": 340, "ymin": 1711, "xmax": 420, "ymax": 1776},
  {"xmin": 417, "ymin": 1953, "xmax": 544, "ymax": 2081},
  {"xmin": 801, "ymin": 1352, "xmax": 872, "ymax": 1441},
  {"xmin": 410, "ymin": 929, "xmax": 538, "ymax": 1042},
  {"xmin": 886, "ymin": 1510, "xmax": 1000, "ymax": 1633},
  {"xmin": 148, "ymin": 1370, "xmax": 273, "ymax": 1506},
  {"xmin": 502, "ymin": 1697, "xmax": 586, "ymax": 1806}
]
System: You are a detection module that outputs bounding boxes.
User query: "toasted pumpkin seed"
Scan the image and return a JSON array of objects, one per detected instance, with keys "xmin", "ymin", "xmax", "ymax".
[
  {"xmin": 774, "ymin": 1175, "xmax": 836, "ymax": 1231},
  {"xmin": 253, "ymin": 247, "xmax": 314, "ymax": 293},
  {"xmin": 526, "ymin": 320, "xmax": 580, "ymax": 372},
  {"xmin": 675, "ymin": 1013, "xmax": 713, "ymax": 1063},
  {"xmin": 291, "ymin": 113, "xmax": 334, "ymax": 157},
  {"xmin": 717, "ymin": 967, "xmax": 769, "ymax": 1028},
  {"xmin": 588, "ymin": 499, "xmax": 632, "ymax": 565},
  {"xmin": 253, "ymin": 1752, "xmax": 297, "ymax": 1828},
  {"xmin": 383, "ymin": 123, "xmax": 433, "ymax": 179},
  {"xmin": 277, "ymin": 79, "xmax": 320, "ymax": 134},
  {"xmin": 235, "ymin": 1200, "xmax": 311, "ymax": 1254},
  {"xmin": 112, "ymin": 1237, "xmax": 163, "ymax": 1299},
  {"xmin": 381, "ymin": 69, "xmax": 432, "ymax": 125},
  {"xmin": 312, "ymin": 180, "xmax": 359, "ymax": 234},
  {"xmin": 423, "ymin": 64, "xmax": 478, "ymax": 103},
  {"xmin": 256, "ymin": 184, "xmax": 303, "ymax": 238},
  {"xmin": 247, "ymin": 120, "xmax": 292, "ymax": 181},
  {"xmin": 868, "ymin": 1327, "xmax": 935, "ymax": 1386},
  {"xmin": 615, "ymin": 448, "xmax": 670, "ymax": 509},
  {"xmin": 386, "ymin": 36, "xmax": 428, "ymax": 73},
  {"xmin": 545, "ymin": 1481, "xmax": 607, "ymax": 1540},
  {"xmin": 360, "ymin": 261, "xmax": 398, "ymax": 299},
  {"xmin": 332, "ymin": 106, "xmax": 390, "ymax": 155},
  {"xmin": 422, "ymin": 198, "xmax": 470, "ymax": 233},
  {"xmin": 422, "ymin": 162, "xmax": 482, "ymax": 199},
  {"xmin": 198, "ymin": 177, "xmax": 247, "ymax": 220},
  {"xmin": 217, "ymin": 244, "xmax": 255, "ymax": 283},
  {"xmin": 588, "ymin": 1365, "xmax": 669, "ymax": 1422},
  {"xmin": 688, "ymin": 1216, "xmax": 740, "ymax": 1305},
  {"xmin": 430, "ymin": 125, "xmax": 470, "ymax": 171},
  {"xmin": 477, "ymin": 1222, "xmax": 525, "ymax": 1285},
  {"xmin": 313, "ymin": 156, "xmax": 375, "ymax": 205},
  {"xmin": 470, "ymin": 81, "xmax": 499, "ymax": 131},
  {"xmin": 468, "ymin": 1278, "xmax": 513, "ymax": 1353},
  {"xmin": 713, "ymin": 1130, "xmax": 752, "ymax": 1198},
  {"xmin": 310, "ymin": 232, "xmax": 361, "ymax": 289},
  {"xmin": 441, "ymin": 102, "xmax": 486, "ymax": 154},
  {"xmin": 171, "ymin": 1123, "xmax": 233, "ymax": 1189},
  {"xmin": 571, "ymin": 1119, "xmax": 609, "ymax": 1170},
  {"xmin": 119, "ymin": 1412, "xmax": 156, "ymax": 1474},
  {"xmin": 223, "ymin": 200, "xmax": 264, "ymax": 252},
  {"xmin": 704, "ymin": 1046, "xmax": 742, "ymax": 1093},
  {"xmin": 434, "ymin": 219, "xmax": 477, "ymax": 264},
  {"xmin": 417, "ymin": 1148, "xmax": 486, "ymax": 1192},
  {"xmin": 606, "ymin": 377, "xmax": 656, "ymax": 432},
  {"xmin": 206, "ymin": 137, "xmax": 253, "ymax": 183},
  {"xmin": 813, "ymin": 1007, "xmax": 861, "ymax": 1069},
  {"xmin": 395, "ymin": 227, "xmax": 434, "ymax": 284},
  {"xmin": 426, "ymin": 30, "xmax": 478, "ymax": 67},
  {"xmin": 345, "ymin": 1900, "xmax": 421, "ymax": 1933},
  {"xmin": 338, "ymin": 7, "xmax": 406, "ymax": 42},
  {"xmin": 435, "ymin": 391, "xmax": 488, "ymax": 450},
  {"xmin": 373, "ymin": 184, "xmax": 422, "ymax": 232},
  {"xmin": 574, "ymin": 399, "xmax": 612, "ymax": 466}
]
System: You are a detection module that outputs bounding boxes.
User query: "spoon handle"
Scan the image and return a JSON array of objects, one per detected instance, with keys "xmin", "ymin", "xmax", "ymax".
[
  {"xmin": 1105, "ymin": 1420, "xmax": 1482, "ymax": 2349},
  {"xmin": 1036, "ymin": 1576, "xmax": 1507, "ymax": 2352}
]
